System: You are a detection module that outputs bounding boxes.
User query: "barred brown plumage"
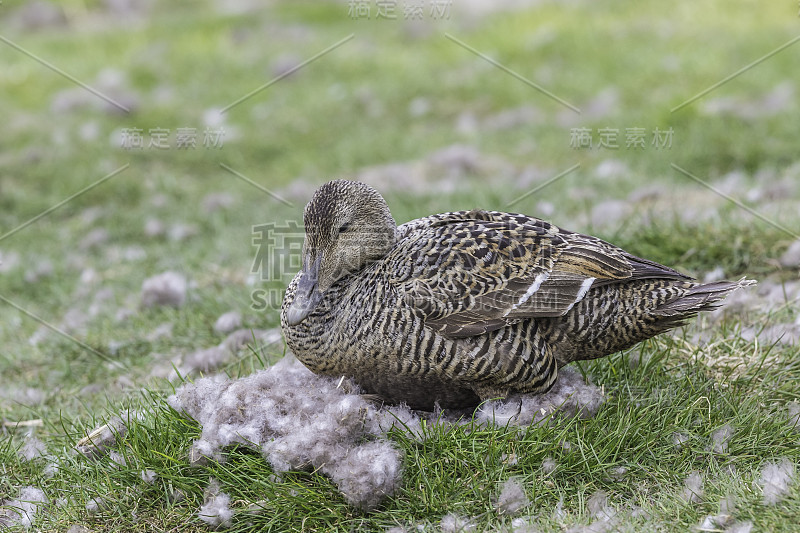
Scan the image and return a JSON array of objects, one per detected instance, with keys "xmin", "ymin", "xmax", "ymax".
[{"xmin": 280, "ymin": 180, "xmax": 755, "ymax": 411}]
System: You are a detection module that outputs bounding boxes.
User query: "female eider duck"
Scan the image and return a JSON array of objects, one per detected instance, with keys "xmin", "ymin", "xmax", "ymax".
[{"xmin": 281, "ymin": 180, "xmax": 753, "ymax": 411}]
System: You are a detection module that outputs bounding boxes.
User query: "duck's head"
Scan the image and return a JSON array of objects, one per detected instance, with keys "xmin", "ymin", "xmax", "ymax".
[{"xmin": 284, "ymin": 180, "xmax": 397, "ymax": 326}]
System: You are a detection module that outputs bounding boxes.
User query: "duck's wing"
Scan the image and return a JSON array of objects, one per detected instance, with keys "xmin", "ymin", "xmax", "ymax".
[{"xmin": 387, "ymin": 210, "xmax": 691, "ymax": 338}]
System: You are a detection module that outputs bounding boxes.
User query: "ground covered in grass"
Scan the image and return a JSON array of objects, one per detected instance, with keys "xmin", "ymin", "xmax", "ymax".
[{"xmin": 1, "ymin": 0, "xmax": 799, "ymax": 531}]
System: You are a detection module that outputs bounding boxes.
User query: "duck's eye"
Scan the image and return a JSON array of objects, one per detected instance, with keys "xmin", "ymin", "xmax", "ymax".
[{"xmin": 338, "ymin": 222, "xmax": 351, "ymax": 234}]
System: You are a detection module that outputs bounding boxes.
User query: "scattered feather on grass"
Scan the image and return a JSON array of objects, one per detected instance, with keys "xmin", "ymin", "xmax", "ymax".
[
  {"xmin": 552, "ymin": 496, "xmax": 565, "ymax": 521},
  {"xmin": 202, "ymin": 192, "xmax": 236, "ymax": 213},
  {"xmin": 146, "ymin": 322, "xmax": 174, "ymax": 342},
  {"xmin": 741, "ymin": 323, "xmax": 800, "ymax": 346},
  {"xmin": 587, "ymin": 490, "xmax": 615, "ymax": 521},
  {"xmin": 541, "ymin": 457, "xmax": 557, "ymax": 474},
  {"xmin": 672, "ymin": 432, "xmax": 690, "ymax": 449},
  {"xmin": 221, "ymin": 328, "xmax": 282, "ymax": 352},
  {"xmin": 510, "ymin": 516, "xmax": 541, "ymax": 533},
  {"xmin": 155, "ymin": 328, "xmax": 280, "ymax": 379},
  {"xmin": 18, "ymin": 434, "xmax": 47, "ymax": 461},
  {"xmin": 609, "ymin": 466, "xmax": 629, "ymax": 481},
  {"xmin": 168, "ymin": 223, "xmax": 199, "ymax": 242},
  {"xmin": 697, "ymin": 514, "xmax": 731, "ymax": 531},
  {"xmin": 213, "ymin": 311, "xmax": 242, "ymax": 334},
  {"xmin": 759, "ymin": 458, "xmax": 796, "ymax": 505},
  {"xmin": 564, "ymin": 490, "xmax": 616, "ymax": 532},
  {"xmin": 703, "ymin": 266, "xmax": 726, "ymax": 283},
  {"xmin": 108, "ymin": 451, "xmax": 127, "ymax": 469},
  {"xmin": 787, "ymin": 401, "xmax": 800, "ymax": 431},
  {"xmin": 182, "ymin": 346, "xmax": 229, "ymax": 374},
  {"xmin": 144, "ymin": 218, "xmax": 165, "ymax": 238},
  {"xmin": 476, "ymin": 366, "xmax": 605, "ymax": 426},
  {"xmin": 23, "ymin": 259, "xmax": 53, "ymax": 284},
  {"xmin": 440, "ymin": 513, "xmax": 476, "ymax": 532},
  {"xmin": 682, "ymin": 472, "xmax": 704, "ymax": 504},
  {"xmin": 779, "ymin": 239, "xmax": 800, "ymax": 268},
  {"xmin": 725, "ymin": 521, "xmax": 753, "ymax": 533},
  {"xmin": 0, "ymin": 387, "xmax": 45, "ymax": 407},
  {"xmin": 696, "ymin": 495, "xmax": 736, "ymax": 531},
  {"xmin": 85, "ymin": 498, "xmax": 104, "ymax": 513},
  {"xmin": 494, "ymin": 478, "xmax": 530, "ymax": 515},
  {"xmin": 719, "ymin": 494, "xmax": 735, "ymax": 515},
  {"xmin": 710, "ymin": 424, "xmax": 734, "ymax": 454},
  {"xmin": 78, "ymin": 228, "xmax": 109, "ymax": 250},
  {"xmin": 76, "ymin": 410, "xmax": 142, "ymax": 457},
  {"xmin": 141, "ymin": 271, "xmax": 187, "ymax": 308},
  {"xmin": 0, "ymin": 487, "xmax": 47, "ymax": 529},
  {"xmin": 370, "ymin": 403, "xmax": 433, "ymax": 441},
  {"xmin": 43, "ymin": 459, "xmax": 60, "ymax": 478},
  {"xmin": 140, "ymin": 469, "xmax": 157, "ymax": 484},
  {"xmin": 325, "ymin": 440, "xmax": 404, "ymax": 511},
  {"xmin": 198, "ymin": 480, "xmax": 234, "ymax": 530}
]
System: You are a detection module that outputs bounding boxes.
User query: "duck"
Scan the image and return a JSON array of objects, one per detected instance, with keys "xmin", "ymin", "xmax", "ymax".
[{"xmin": 280, "ymin": 179, "xmax": 754, "ymax": 411}]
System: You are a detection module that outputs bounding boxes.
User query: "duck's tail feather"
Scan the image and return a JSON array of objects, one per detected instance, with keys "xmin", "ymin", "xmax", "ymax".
[{"xmin": 653, "ymin": 278, "xmax": 756, "ymax": 327}]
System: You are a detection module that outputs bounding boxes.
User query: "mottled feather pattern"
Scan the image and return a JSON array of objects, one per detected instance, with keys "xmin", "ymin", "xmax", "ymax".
[{"xmin": 281, "ymin": 181, "xmax": 754, "ymax": 410}]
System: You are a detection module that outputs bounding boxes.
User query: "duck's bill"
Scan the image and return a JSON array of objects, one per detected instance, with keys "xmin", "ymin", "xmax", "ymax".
[{"xmin": 285, "ymin": 255, "xmax": 323, "ymax": 326}]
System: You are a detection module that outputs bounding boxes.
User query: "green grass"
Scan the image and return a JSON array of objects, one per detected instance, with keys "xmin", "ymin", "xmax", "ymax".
[
  {"xmin": 1, "ymin": 0, "xmax": 799, "ymax": 531},
  {"xmin": 4, "ymin": 334, "xmax": 800, "ymax": 531}
]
